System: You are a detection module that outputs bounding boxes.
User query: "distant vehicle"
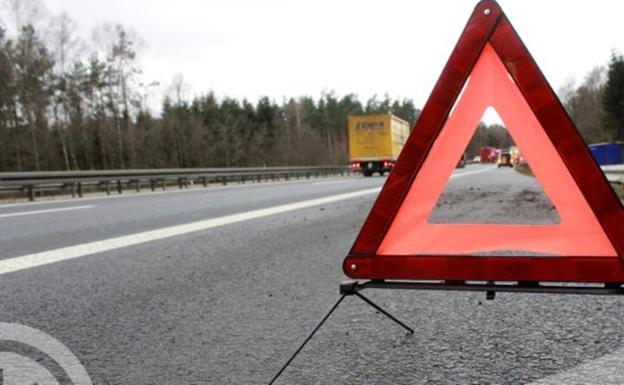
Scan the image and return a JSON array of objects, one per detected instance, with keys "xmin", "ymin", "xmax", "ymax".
[
  {"xmin": 497, "ymin": 152, "xmax": 513, "ymax": 168},
  {"xmin": 348, "ymin": 114, "xmax": 410, "ymax": 177},
  {"xmin": 509, "ymin": 146, "xmax": 521, "ymax": 165},
  {"xmin": 589, "ymin": 142, "xmax": 624, "ymax": 165},
  {"xmin": 479, "ymin": 146, "xmax": 498, "ymax": 163}
]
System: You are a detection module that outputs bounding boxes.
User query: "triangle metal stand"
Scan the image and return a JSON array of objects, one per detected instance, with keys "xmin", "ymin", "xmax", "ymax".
[
  {"xmin": 267, "ymin": 278, "xmax": 624, "ymax": 384},
  {"xmin": 267, "ymin": 281, "xmax": 413, "ymax": 385}
]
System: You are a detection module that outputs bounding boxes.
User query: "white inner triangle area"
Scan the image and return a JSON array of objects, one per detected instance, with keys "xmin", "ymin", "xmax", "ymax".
[
  {"xmin": 482, "ymin": 105, "xmax": 505, "ymax": 125},
  {"xmin": 377, "ymin": 43, "xmax": 616, "ymax": 257}
]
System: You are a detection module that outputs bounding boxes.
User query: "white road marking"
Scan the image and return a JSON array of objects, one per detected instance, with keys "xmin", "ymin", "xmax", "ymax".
[
  {"xmin": 528, "ymin": 346, "xmax": 624, "ymax": 384},
  {"xmin": 452, "ymin": 166, "xmax": 497, "ymax": 178},
  {"xmin": 0, "ymin": 188, "xmax": 381, "ymax": 276},
  {"xmin": 0, "ymin": 205, "xmax": 94, "ymax": 219},
  {"xmin": 0, "ymin": 165, "xmax": 495, "ymax": 275},
  {"xmin": 311, "ymin": 165, "xmax": 494, "ymax": 186},
  {"xmin": 311, "ymin": 179, "xmax": 360, "ymax": 186}
]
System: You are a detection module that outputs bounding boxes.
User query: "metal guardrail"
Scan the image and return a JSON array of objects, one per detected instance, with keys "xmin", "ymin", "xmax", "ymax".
[
  {"xmin": 0, "ymin": 166, "xmax": 354, "ymax": 202},
  {"xmin": 2, "ymin": 164, "xmax": 620, "ymax": 202},
  {"xmin": 602, "ymin": 165, "xmax": 624, "ymax": 183}
]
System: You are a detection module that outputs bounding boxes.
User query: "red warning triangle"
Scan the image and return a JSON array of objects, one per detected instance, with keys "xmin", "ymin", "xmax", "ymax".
[
  {"xmin": 343, "ymin": 0, "xmax": 624, "ymax": 283},
  {"xmin": 381, "ymin": 44, "xmax": 613, "ymax": 257}
]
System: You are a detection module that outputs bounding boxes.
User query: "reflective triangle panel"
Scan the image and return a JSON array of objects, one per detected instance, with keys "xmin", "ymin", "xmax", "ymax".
[
  {"xmin": 378, "ymin": 44, "xmax": 615, "ymax": 257},
  {"xmin": 343, "ymin": 0, "xmax": 624, "ymax": 283}
]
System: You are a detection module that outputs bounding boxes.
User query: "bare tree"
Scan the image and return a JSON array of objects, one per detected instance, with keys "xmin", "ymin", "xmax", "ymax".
[
  {"xmin": 169, "ymin": 73, "xmax": 190, "ymax": 106},
  {"xmin": 91, "ymin": 23, "xmax": 143, "ymax": 168},
  {"xmin": 563, "ymin": 66, "xmax": 608, "ymax": 143},
  {"xmin": 1, "ymin": 0, "xmax": 47, "ymax": 36},
  {"xmin": 48, "ymin": 12, "xmax": 82, "ymax": 170},
  {"xmin": 48, "ymin": 12, "xmax": 81, "ymax": 73}
]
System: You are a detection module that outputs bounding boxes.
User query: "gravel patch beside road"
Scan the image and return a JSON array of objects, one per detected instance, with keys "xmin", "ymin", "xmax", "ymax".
[{"xmin": 430, "ymin": 167, "xmax": 558, "ymax": 224}]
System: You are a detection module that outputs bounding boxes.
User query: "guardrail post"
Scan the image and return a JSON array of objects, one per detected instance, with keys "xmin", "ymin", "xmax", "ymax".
[
  {"xmin": 135, "ymin": 180, "xmax": 140, "ymax": 192},
  {"xmin": 150, "ymin": 179, "xmax": 155, "ymax": 192},
  {"xmin": 105, "ymin": 181, "xmax": 111, "ymax": 195},
  {"xmin": 27, "ymin": 185, "xmax": 34, "ymax": 201},
  {"xmin": 161, "ymin": 180, "xmax": 166, "ymax": 191},
  {"xmin": 77, "ymin": 182, "xmax": 83, "ymax": 198},
  {"xmin": 117, "ymin": 180, "xmax": 122, "ymax": 194}
]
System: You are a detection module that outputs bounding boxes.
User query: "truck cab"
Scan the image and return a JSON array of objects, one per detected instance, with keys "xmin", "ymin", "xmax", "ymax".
[{"xmin": 497, "ymin": 152, "xmax": 514, "ymax": 167}]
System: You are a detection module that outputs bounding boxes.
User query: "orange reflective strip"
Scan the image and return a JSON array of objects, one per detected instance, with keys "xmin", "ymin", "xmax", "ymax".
[{"xmin": 378, "ymin": 44, "xmax": 616, "ymax": 257}]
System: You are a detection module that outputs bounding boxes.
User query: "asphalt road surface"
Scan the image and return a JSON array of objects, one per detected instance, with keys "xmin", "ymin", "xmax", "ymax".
[{"xmin": 1, "ymin": 164, "xmax": 623, "ymax": 384}]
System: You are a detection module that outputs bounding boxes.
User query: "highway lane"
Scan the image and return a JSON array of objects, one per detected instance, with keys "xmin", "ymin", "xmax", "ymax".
[
  {"xmin": 0, "ymin": 175, "xmax": 382, "ymax": 258},
  {"xmin": 1, "ymin": 164, "xmax": 623, "ymax": 384},
  {"xmin": 0, "ymin": 165, "xmax": 493, "ymax": 259}
]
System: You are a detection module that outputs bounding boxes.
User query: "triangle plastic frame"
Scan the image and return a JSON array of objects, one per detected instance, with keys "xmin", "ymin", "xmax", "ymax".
[{"xmin": 343, "ymin": 0, "xmax": 624, "ymax": 283}]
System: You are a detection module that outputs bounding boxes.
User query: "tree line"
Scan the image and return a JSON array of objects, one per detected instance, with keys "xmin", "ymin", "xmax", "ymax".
[
  {"xmin": 0, "ymin": 5, "xmax": 418, "ymax": 171},
  {"xmin": 0, "ymin": 0, "xmax": 622, "ymax": 172},
  {"xmin": 465, "ymin": 124, "xmax": 513, "ymax": 158},
  {"xmin": 562, "ymin": 54, "xmax": 624, "ymax": 144}
]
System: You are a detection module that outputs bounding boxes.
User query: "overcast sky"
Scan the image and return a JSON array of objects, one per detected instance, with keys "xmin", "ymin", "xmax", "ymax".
[{"xmin": 42, "ymin": 0, "xmax": 624, "ymax": 114}]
